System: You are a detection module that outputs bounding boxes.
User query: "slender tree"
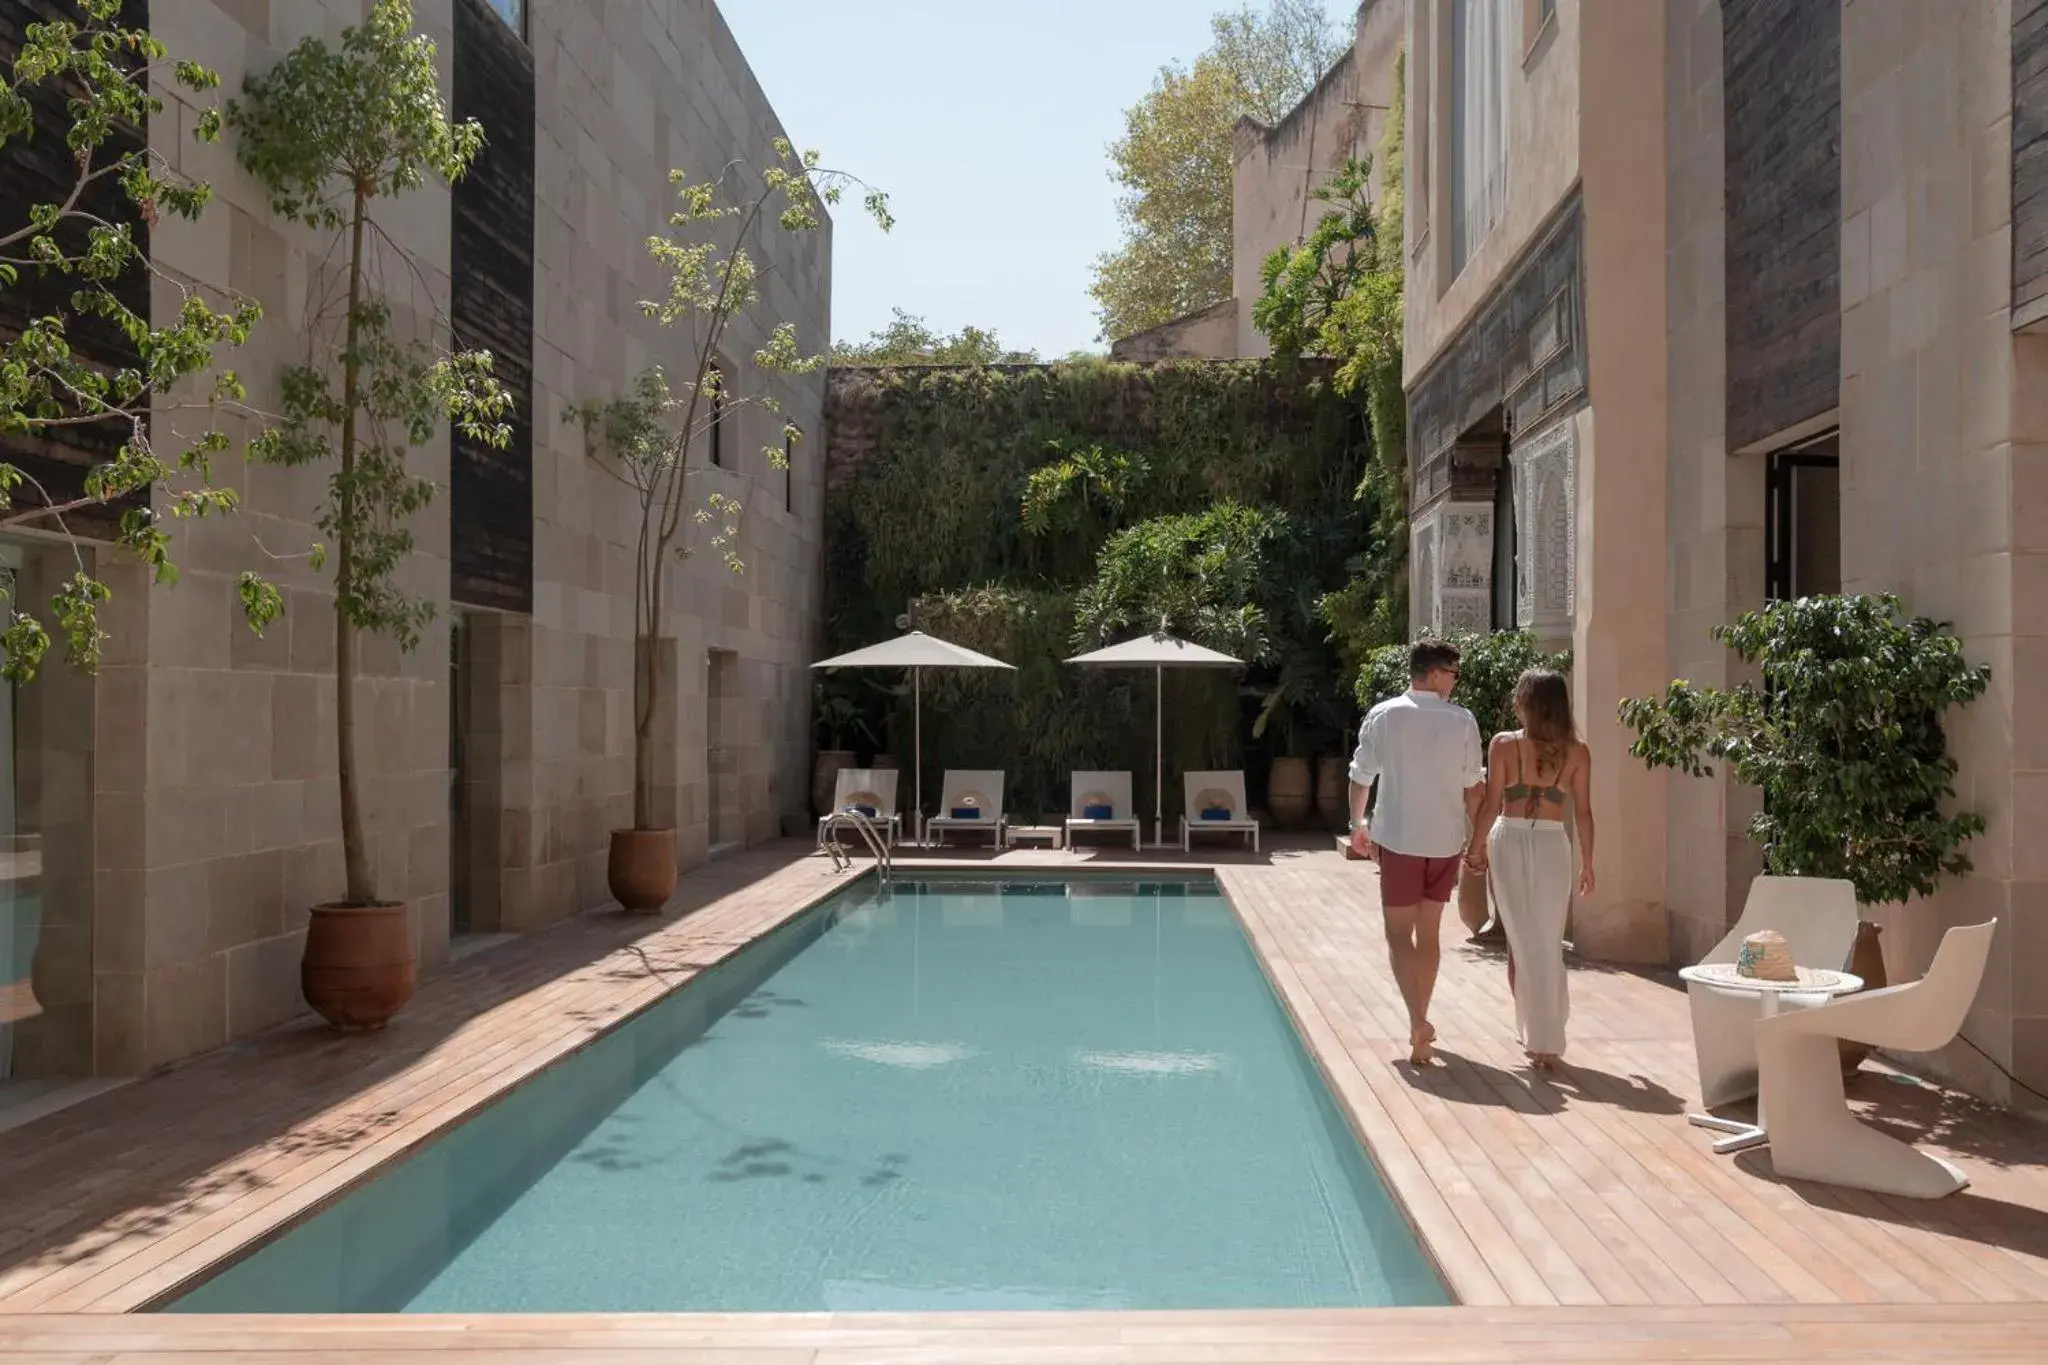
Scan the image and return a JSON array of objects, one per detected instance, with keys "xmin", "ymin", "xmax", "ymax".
[
  {"xmin": 228, "ymin": 0, "xmax": 508, "ymax": 908},
  {"xmin": 1091, "ymin": 0, "xmax": 1345, "ymax": 340},
  {"xmin": 572, "ymin": 142, "xmax": 888, "ymax": 833},
  {"xmin": 0, "ymin": 0, "xmax": 280, "ymax": 679}
]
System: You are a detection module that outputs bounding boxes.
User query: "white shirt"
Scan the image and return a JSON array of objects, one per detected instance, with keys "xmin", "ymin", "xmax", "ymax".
[{"xmin": 1349, "ymin": 689, "xmax": 1485, "ymax": 859}]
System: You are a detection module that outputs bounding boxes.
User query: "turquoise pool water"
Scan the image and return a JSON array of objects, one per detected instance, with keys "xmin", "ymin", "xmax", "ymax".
[{"xmin": 169, "ymin": 876, "xmax": 1445, "ymax": 1313}]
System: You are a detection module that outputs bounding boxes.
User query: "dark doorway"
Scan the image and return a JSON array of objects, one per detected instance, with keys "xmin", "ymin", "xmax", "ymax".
[{"xmin": 1765, "ymin": 432, "xmax": 1841, "ymax": 601}]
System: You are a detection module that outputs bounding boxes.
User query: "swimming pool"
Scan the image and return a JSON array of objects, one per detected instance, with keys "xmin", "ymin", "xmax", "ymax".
[{"xmin": 169, "ymin": 875, "xmax": 1446, "ymax": 1313}]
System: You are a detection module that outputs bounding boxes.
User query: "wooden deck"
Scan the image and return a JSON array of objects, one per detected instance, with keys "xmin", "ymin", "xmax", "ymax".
[
  {"xmin": 5, "ymin": 1304, "xmax": 2048, "ymax": 1361},
  {"xmin": 1, "ymin": 841, "xmax": 2045, "ymax": 1359}
]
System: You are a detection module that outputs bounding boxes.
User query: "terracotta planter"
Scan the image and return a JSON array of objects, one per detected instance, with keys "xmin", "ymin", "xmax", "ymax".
[
  {"xmin": 1313, "ymin": 756, "xmax": 1349, "ymax": 832},
  {"xmin": 1840, "ymin": 920, "xmax": 1888, "ymax": 1073},
  {"xmin": 812, "ymin": 750, "xmax": 854, "ymax": 819},
  {"xmin": 608, "ymin": 828, "xmax": 677, "ymax": 914},
  {"xmin": 1457, "ymin": 865, "xmax": 1492, "ymax": 936},
  {"xmin": 1268, "ymin": 756, "xmax": 1312, "ymax": 830},
  {"xmin": 302, "ymin": 903, "xmax": 416, "ymax": 1032}
]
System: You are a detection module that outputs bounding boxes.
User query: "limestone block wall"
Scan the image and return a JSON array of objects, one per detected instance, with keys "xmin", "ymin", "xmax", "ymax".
[
  {"xmin": 1231, "ymin": 1, "xmax": 1402, "ymax": 360},
  {"xmin": 518, "ymin": 0, "xmax": 827, "ymax": 919},
  {"xmin": 1403, "ymin": 0, "xmax": 1583, "ymax": 386},
  {"xmin": 1660, "ymin": 0, "xmax": 1765, "ymax": 968},
  {"xmin": 43, "ymin": 0, "xmax": 827, "ymax": 1074},
  {"xmin": 107, "ymin": 0, "xmax": 460, "ymax": 1073},
  {"xmin": 1838, "ymin": 0, "xmax": 2048, "ymax": 1104}
]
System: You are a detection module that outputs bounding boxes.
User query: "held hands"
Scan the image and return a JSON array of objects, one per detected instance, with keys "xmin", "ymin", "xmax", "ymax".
[{"xmin": 1463, "ymin": 846, "xmax": 1487, "ymax": 876}]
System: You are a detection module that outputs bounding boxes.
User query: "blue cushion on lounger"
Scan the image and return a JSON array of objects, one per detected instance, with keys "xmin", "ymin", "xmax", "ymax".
[
  {"xmin": 1083, "ymin": 803, "xmax": 1113, "ymax": 820},
  {"xmin": 852, "ymin": 804, "xmax": 877, "ymax": 818},
  {"xmin": 950, "ymin": 807, "xmax": 979, "ymax": 821},
  {"xmin": 1201, "ymin": 807, "xmax": 1232, "ymax": 821}
]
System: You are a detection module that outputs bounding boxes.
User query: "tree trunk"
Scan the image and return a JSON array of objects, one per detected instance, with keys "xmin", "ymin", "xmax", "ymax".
[{"xmin": 336, "ymin": 189, "xmax": 375, "ymax": 907}]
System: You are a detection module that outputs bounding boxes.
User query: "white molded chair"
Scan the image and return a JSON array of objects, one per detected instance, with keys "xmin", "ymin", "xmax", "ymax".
[
  {"xmin": 1179, "ymin": 770, "xmax": 1259, "ymax": 853},
  {"xmin": 1690, "ymin": 876, "xmax": 1860, "ymax": 1110},
  {"xmin": 1753, "ymin": 921, "xmax": 1996, "ymax": 1198},
  {"xmin": 1064, "ymin": 771, "xmax": 1141, "ymax": 851},
  {"xmin": 926, "ymin": 770, "xmax": 1006, "ymax": 847},
  {"xmin": 816, "ymin": 768, "xmax": 902, "ymax": 848}
]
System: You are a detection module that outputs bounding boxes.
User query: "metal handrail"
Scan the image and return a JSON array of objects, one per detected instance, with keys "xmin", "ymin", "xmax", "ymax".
[{"xmin": 824, "ymin": 807, "xmax": 892, "ymax": 883}]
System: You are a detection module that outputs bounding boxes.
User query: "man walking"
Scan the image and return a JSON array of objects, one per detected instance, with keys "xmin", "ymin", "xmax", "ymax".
[{"xmin": 1348, "ymin": 640, "xmax": 1486, "ymax": 1065}]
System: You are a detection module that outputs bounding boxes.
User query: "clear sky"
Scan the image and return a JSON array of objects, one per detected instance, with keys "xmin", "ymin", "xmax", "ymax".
[{"xmin": 719, "ymin": 1, "xmax": 1223, "ymax": 358}]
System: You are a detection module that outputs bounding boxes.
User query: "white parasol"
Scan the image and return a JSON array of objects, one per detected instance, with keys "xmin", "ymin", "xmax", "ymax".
[
  {"xmin": 811, "ymin": 631, "xmax": 1014, "ymax": 842},
  {"xmin": 1065, "ymin": 632, "xmax": 1245, "ymax": 846}
]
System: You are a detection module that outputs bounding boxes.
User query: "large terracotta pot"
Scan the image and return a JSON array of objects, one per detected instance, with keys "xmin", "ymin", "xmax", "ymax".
[
  {"xmin": 302, "ymin": 903, "xmax": 416, "ymax": 1031},
  {"xmin": 812, "ymin": 750, "xmax": 854, "ymax": 819},
  {"xmin": 609, "ymin": 828, "xmax": 677, "ymax": 914},
  {"xmin": 1840, "ymin": 920, "xmax": 1888, "ymax": 1073},
  {"xmin": 1268, "ymin": 756, "xmax": 1312, "ymax": 830},
  {"xmin": 1457, "ymin": 865, "xmax": 1492, "ymax": 936},
  {"xmin": 1313, "ymin": 756, "xmax": 1349, "ymax": 832}
]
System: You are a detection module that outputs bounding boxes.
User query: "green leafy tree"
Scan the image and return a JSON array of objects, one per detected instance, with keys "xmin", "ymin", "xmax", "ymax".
[
  {"xmin": 570, "ymin": 142, "xmax": 890, "ymax": 833},
  {"xmin": 1618, "ymin": 594, "xmax": 1988, "ymax": 907},
  {"xmin": 1361, "ymin": 631, "xmax": 1571, "ymax": 741},
  {"xmin": 228, "ymin": 0, "xmax": 510, "ymax": 908},
  {"xmin": 1258, "ymin": 51, "xmax": 1408, "ymax": 663},
  {"xmin": 1091, "ymin": 0, "xmax": 1345, "ymax": 341},
  {"xmin": 1072, "ymin": 501, "xmax": 1296, "ymax": 664},
  {"xmin": 832, "ymin": 308, "xmax": 1036, "ymax": 366},
  {"xmin": 0, "ymin": 0, "xmax": 280, "ymax": 680}
]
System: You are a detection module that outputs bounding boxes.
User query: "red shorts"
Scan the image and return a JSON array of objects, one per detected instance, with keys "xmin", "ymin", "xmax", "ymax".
[{"xmin": 1375, "ymin": 846, "xmax": 1460, "ymax": 906}]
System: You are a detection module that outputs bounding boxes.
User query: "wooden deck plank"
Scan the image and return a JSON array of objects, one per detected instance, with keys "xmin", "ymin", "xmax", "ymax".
[
  {"xmin": 0, "ymin": 1306, "xmax": 2046, "ymax": 1361},
  {"xmin": 0, "ymin": 841, "xmax": 2046, "ymax": 1358}
]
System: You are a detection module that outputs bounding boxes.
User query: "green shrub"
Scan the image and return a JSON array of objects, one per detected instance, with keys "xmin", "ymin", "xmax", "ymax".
[
  {"xmin": 1359, "ymin": 631, "xmax": 1572, "ymax": 740},
  {"xmin": 1619, "ymin": 594, "xmax": 1987, "ymax": 906}
]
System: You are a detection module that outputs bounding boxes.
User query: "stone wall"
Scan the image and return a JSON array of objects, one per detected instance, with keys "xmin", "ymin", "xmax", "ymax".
[
  {"xmin": 1839, "ymin": 0, "xmax": 2048, "ymax": 1104},
  {"xmin": 1231, "ymin": 0, "xmax": 1402, "ymax": 360},
  {"xmin": 1108, "ymin": 299, "xmax": 1238, "ymax": 362},
  {"xmin": 2016, "ymin": 0, "xmax": 2048, "ymax": 326},
  {"xmin": 38, "ymin": 0, "xmax": 827, "ymax": 1074},
  {"xmin": 1721, "ymin": 0, "xmax": 1842, "ymax": 451},
  {"xmin": 1661, "ymin": 0, "xmax": 1766, "ymax": 967}
]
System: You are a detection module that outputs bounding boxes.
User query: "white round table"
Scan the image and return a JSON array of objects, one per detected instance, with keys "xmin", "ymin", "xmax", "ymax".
[{"xmin": 1679, "ymin": 963, "xmax": 1863, "ymax": 1155}]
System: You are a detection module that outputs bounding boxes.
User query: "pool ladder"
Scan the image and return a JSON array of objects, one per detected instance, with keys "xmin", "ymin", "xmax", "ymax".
[{"xmin": 824, "ymin": 807, "xmax": 893, "ymax": 884}]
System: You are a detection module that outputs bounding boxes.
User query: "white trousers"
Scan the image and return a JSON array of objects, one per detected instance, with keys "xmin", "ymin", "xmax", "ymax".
[{"xmin": 1488, "ymin": 817, "xmax": 1573, "ymax": 1057}]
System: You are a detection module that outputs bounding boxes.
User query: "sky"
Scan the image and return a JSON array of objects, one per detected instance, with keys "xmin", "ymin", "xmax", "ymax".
[{"xmin": 719, "ymin": 1, "xmax": 1226, "ymax": 359}]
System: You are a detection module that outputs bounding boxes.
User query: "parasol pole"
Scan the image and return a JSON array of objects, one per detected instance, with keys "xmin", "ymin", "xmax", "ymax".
[
  {"xmin": 1154, "ymin": 663, "xmax": 1164, "ymax": 848},
  {"xmin": 914, "ymin": 664, "xmax": 924, "ymax": 845}
]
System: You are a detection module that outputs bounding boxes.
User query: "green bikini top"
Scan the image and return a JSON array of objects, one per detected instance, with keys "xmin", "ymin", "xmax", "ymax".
[{"xmin": 1500, "ymin": 735, "xmax": 1565, "ymax": 817}]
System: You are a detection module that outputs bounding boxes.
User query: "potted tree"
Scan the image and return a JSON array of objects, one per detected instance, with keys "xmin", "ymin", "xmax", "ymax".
[
  {"xmin": 230, "ymin": 0, "xmax": 508, "ymax": 1029},
  {"xmin": 569, "ymin": 145, "xmax": 889, "ymax": 911},
  {"xmin": 1621, "ymin": 593, "xmax": 1988, "ymax": 1074}
]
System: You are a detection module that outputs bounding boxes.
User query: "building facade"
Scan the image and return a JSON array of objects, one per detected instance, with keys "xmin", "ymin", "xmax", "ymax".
[
  {"xmin": 0, "ymin": 0, "xmax": 828, "ymax": 1091},
  {"xmin": 1406, "ymin": 0, "xmax": 2048, "ymax": 1106},
  {"xmin": 1108, "ymin": 0, "xmax": 1403, "ymax": 363}
]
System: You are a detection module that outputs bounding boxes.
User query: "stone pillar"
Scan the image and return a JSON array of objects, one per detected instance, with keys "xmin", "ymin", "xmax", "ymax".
[
  {"xmin": 1507, "ymin": 417, "xmax": 1578, "ymax": 651},
  {"xmin": 1575, "ymin": 0, "xmax": 1670, "ymax": 965}
]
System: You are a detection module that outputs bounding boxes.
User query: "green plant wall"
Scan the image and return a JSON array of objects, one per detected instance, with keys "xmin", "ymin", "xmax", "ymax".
[{"xmin": 823, "ymin": 359, "xmax": 1373, "ymax": 817}]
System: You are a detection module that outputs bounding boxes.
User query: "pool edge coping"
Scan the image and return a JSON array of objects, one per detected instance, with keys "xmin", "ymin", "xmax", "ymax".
[
  {"xmin": 27, "ymin": 856, "xmax": 1465, "ymax": 1315},
  {"xmin": 106, "ymin": 866, "xmax": 874, "ymax": 1314}
]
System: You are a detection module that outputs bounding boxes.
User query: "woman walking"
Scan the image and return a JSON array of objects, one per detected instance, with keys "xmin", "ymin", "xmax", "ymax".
[{"xmin": 1463, "ymin": 670, "xmax": 1594, "ymax": 1069}]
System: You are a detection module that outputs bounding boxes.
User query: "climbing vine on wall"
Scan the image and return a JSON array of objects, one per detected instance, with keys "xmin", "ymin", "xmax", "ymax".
[{"xmin": 823, "ymin": 357, "xmax": 1373, "ymax": 816}]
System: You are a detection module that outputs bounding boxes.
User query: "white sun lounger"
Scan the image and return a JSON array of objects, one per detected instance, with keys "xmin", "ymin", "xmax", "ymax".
[
  {"xmin": 1179, "ymin": 770, "xmax": 1259, "ymax": 853},
  {"xmin": 816, "ymin": 767, "xmax": 902, "ymax": 848},
  {"xmin": 1064, "ymin": 771, "xmax": 1140, "ymax": 851},
  {"xmin": 925, "ymin": 770, "xmax": 1006, "ymax": 847}
]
